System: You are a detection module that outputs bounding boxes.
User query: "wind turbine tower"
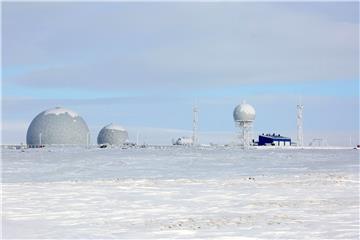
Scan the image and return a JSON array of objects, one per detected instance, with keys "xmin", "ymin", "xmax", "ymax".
[
  {"xmin": 297, "ymin": 102, "xmax": 304, "ymax": 147},
  {"xmin": 192, "ymin": 105, "xmax": 199, "ymax": 145}
]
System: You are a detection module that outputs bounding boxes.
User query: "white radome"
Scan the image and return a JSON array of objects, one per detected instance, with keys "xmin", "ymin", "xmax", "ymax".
[
  {"xmin": 233, "ymin": 102, "xmax": 256, "ymax": 122},
  {"xmin": 26, "ymin": 107, "xmax": 90, "ymax": 146},
  {"xmin": 43, "ymin": 107, "xmax": 79, "ymax": 118},
  {"xmin": 97, "ymin": 123, "xmax": 129, "ymax": 146},
  {"xmin": 103, "ymin": 123, "xmax": 126, "ymax": 131}
]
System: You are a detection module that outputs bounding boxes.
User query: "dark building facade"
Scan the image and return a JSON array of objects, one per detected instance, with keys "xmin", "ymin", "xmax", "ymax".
[{"xmin": 258, "ymin": 134, "xmax": 291, "ymax": 146}]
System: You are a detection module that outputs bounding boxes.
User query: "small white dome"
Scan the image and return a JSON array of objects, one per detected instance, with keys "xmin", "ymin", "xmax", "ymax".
[
  {"xmin": 97, "ymin": 123, "xmax": 128, "ymax": 146},
  {"xmin": 233, "ymin": 102, "xmax": 256, "ymax": 122}
]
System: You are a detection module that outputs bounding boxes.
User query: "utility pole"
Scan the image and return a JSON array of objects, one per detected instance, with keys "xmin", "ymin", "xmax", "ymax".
[
  {"xmin": 297, "ymin": 101, "xmax": 304, "ymax": 147},
  {"xmin": 136, "ymin": 131, "xmax": 140, "ymax": 146},
  {"xmin": 192, "ymin": 105, "xmax": 199, "ymax": 146}
]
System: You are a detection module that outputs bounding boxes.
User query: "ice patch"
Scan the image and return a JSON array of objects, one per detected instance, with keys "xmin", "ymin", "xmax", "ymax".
[{"xmin": 43, "ymin": 107, "xmax": 79, "ymax": 118}]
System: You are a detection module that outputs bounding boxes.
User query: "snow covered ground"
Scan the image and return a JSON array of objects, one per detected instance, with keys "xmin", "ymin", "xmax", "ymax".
[{"xmin": 2, "ymin": 147, "xmax": 359, "ymax": 239}]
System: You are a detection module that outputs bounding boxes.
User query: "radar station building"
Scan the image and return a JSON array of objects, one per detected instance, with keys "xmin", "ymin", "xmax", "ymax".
[
  {"xmin": 233, "ymin": 101, "xmax": 256, "ymax": 147},
  {"xmin": 258, "ymin": 134, "xmax": 291, "ymax": 146},
  {"xmin": 26, "ymin": 107, "xmax": 90, "ymax": 147},
  {"xmin": 97, "ymin": 123, "xmax": 129, "ymax": 146}
]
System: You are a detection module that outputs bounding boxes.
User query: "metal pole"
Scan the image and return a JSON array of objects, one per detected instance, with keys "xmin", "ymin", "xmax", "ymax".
[
  {"xmin": 192, "ymin": 105, "xmax": 198, "ymax": 146},
  {"xmin": 136, "ymin": 131, "xmax": 139, "ymax": 146},
  {"xmin": 297, "ymin": 103, "xmax": 304, "ymax": 147}
]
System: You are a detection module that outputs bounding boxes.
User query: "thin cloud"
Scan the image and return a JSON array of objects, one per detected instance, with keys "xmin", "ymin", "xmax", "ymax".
[{"xmin": 3, "ymin": 2, "xmax": 358, "ymax": 91}]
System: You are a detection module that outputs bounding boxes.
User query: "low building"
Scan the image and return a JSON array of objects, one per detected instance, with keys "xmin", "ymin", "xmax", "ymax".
[
  {"xmin": 258, "ymin": 134, "xmax": 291, "ymax": 146},
  {"xmin": 173, "ymin": 137, "xmax": 193, "ymax": 146}
]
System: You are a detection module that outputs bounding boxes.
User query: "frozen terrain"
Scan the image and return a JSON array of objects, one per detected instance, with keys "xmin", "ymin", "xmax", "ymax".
[{"xmin": 2, "ymin": 147, "xmax": 359, "ymax": 239}]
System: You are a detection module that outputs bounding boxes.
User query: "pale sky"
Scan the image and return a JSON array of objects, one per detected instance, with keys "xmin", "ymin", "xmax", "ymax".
[{"xmin": 1, "ymin": 2, "xmax": 359, "ymax": 146}]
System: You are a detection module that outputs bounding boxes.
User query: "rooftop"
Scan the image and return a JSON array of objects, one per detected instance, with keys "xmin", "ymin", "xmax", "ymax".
[{"xmin": 259, "ymin": 133, "xmax": 291, "ymax": 140}]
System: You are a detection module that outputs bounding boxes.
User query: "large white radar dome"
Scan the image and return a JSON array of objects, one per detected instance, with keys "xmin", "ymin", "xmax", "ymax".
[
  {"xmin": 97, "ymin": 123, "xmax": 129, "ymax": 146},
  {"xmin": 26, "ymin": 107, "xmax": 90, "ymax": 146},
  {"xmin": 233, "ymin": 102, "xmax": 256, "ymax": 122}
]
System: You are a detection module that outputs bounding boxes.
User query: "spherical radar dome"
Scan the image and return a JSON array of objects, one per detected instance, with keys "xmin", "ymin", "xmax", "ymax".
[
  {"xmin": 233, "ymin": 102, "xmax": 256, "ymax": 122},
  {"xmin": 97, "ymin": 123, "xmax": 129, "ymax": 146},
  {"xmin": 26, "ymin": 107, "xmax": 90, "ymax": 146}
]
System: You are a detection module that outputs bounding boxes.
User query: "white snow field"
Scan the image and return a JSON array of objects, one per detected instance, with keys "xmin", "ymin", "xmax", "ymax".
[{"xmin": 2, "ymin": 147, "xmax": 359, "ymax": 239}]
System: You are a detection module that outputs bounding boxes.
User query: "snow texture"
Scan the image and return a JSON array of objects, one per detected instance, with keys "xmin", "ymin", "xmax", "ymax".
[
  {"xmin": 104, "ymin": 123, "xmax": 126, "ymax": 131},
  {"xmin": 43, "ymin": 107, "xmax": 79, "ymax": 118},
  {"xmin": 2, "ymin": 147, "xmax": 359, "ymax": 239},
  {"xmin": 26, "ymin": 107, "xmax": 89, "ymax": 146}
]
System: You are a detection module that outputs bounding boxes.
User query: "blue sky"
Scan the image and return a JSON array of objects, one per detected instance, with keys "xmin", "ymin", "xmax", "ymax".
[{"xmin": 1, "ymin": 2, "xmax": 359, "ymax": 145}]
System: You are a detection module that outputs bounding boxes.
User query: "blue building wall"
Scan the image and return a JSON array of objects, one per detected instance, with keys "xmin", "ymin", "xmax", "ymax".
[{"xmin": 258, "ymin": 134, "xmax": 291, "ymax": 146}]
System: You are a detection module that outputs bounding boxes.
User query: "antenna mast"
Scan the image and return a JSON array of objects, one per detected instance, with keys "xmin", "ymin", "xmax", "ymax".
[
  {"xmin": 192, "ymin": 105, "xmax": 199, "ymax": 146},
  {"xmin": 297, "ymin": 101, "xmax": 304, "ymax": 147}
]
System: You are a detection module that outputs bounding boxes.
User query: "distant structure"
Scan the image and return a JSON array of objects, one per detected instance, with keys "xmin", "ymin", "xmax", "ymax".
[
  {"xmin": 173, "ymin": 137, "xmax": 193, "ymax": 146},
  {"xmin": 172, "ymin": 105, "xmax": 198, "ymax": 146},
  {"xmin": 97, "ymin": 123, "xmax": 129, "ymax": 146},
  {"xmin": 233, "ymin": 101, "xmax": 256, "ymax": 148},
  {"xmin": 309, "ymin": 138, "xmax": 327, "ymax": 147},
  {"xmin": 258, "ymin": 133, "xmax": 291, "ymax": 146},
  {"xmin": 192, "ymin": 105, "xmax": 199, "ymax": 145},
  {"xmin": 136, "ymin": 131, "xmax": 140, "ymax": 146},
  {"xmin": 297, "ymin": 102, "xmax": 304, "ymax": 147},
  {"xmin": 26, "ymin": 107, "xmax": 90, "ymax": 147}
]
